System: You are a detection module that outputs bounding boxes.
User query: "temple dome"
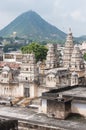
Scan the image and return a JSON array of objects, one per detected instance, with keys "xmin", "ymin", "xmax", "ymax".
[{"xmin": 2, "ymin": 65, "xmax": 10, "ymax": 72}]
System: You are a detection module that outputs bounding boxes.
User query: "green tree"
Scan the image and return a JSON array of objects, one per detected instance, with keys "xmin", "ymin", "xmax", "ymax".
[
  {"xmin": 3, "ymin": 43, "xmax": 23, "ymax": 52},
  {"xmin": 83, "ymin": 53, "xmax": 86, "ymax": 61},
  {"xmin": 21, "ymin": 42, "xmax": 48, "ymax": 62}
]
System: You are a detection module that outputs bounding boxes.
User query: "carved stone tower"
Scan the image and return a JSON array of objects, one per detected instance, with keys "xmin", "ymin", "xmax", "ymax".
[
  {"xmin": 71, "ymin": 45, "xmax": 85, "ymax": 71},
  {"xmin": 63, "ymin": 28, "xmax": 74, "ymax": 68},
  {"xmin": 46, "ymin": 43, "xmax": 59, "ymax": 69}
]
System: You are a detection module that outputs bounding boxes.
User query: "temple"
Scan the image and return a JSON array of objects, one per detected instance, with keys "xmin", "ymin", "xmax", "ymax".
[
  {"xmin": 0, "ymin": 29, "xmax": 85, "ymax": 98},
  {"xmin": 0, "ymin": 29, "xmax": 86, "ymax": 124}
]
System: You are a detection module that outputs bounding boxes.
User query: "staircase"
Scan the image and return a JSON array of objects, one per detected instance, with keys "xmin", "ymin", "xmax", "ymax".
[
  {"xmin": 12, "ymin": 97, "xmax": 24, "ymax": 105},
  {"xmin": 12, "ymin": 96, "xmax": 41, "ymax": 108},
  {"xmin": 20, "ymin": 97, "xmax": 35, "ymax": 107}
]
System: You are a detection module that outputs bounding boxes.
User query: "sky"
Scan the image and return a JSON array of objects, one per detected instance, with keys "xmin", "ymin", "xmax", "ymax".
[{"xmin": 0, "ymin": 0, "xmax": 86, "ymax": 37}]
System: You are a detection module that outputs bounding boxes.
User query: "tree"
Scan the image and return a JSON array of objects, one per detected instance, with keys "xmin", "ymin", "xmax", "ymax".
[
  {"xmin": 3, "ymin": 43, "xmax": 23, "ymax": 52},
  {"xmin": 21, "ymin": 42, "xmax": 48, "ymax": 62},
  {"xmin": 83, "ymin": 53, "xmax": 86, "ymax": 61}
]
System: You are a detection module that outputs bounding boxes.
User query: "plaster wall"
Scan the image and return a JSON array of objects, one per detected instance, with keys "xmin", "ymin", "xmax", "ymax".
[
  {"xmin": 72, "ymin": 102, "xmax": 86, "ymax": 117},
  {"xmin": 30, "ymin": 84, "xmax": 37, "ymax": 98},
  {"xmin": 41, "ymin": 99, "xmax": 47, "ymax": 113}
]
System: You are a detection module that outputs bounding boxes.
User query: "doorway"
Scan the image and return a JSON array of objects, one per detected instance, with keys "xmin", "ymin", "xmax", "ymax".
[{"xmin": 24, "ymin": 88, "xmax": 30, "ymax": 97}]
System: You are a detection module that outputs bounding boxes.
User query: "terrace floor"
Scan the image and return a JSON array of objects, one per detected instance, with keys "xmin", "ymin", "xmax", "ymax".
[{"xmin": 0, "ymin": 105, "xmax": 86, "ymax": 130}]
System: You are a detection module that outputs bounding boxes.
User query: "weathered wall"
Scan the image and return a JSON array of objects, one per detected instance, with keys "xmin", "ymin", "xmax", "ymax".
[
  {"xmin": 72, "ymin": 101, "xmax": 86, "ymax": 117},
  {"xmin": 18, "ymin": 121, "xmax": 66, "ymax": 130},
  {"xmin": 47, "ymin": 100, "xmax": 64, "ymax": 119},
  {"xmin": 46, "ymin": 74, "xmax": 57, "ymax": 88},
  {"xmin": 47, "ymin": 100, "xmax": 71, "ymax": 119},
  {"xmin": 30, "ymin": 84, "xmax": 37, "ymax": 98},
  {"xmin": 0, "ymin": 83, "xmax": 24, "ymax": 97},
  {"xmin": 41, "ymin": 99, "xmax": 47, "ymax": 113},
  {"xmin": 37, "ymin": 87, "xmax": 49, "ymax": 97}
]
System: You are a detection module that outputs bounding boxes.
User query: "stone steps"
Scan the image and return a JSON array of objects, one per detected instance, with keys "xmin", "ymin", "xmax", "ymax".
[{"xmin": 12, "ymin": 97, "xmax": 24, "ymax": 105}]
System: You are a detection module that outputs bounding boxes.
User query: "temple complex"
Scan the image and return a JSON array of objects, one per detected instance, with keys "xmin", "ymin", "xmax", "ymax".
[
  {"xmin": 0, "ymin": 29, "xmax": 85, "ymax": 98},
  {"xmin": 0, "ymin": 29, "xmax": 86, "ymax": 126}
]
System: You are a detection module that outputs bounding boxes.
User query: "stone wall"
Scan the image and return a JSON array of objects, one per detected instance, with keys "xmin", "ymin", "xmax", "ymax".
[{"xmin": 47, "ymin": 99, "xmax": 71, "ymax": 119}]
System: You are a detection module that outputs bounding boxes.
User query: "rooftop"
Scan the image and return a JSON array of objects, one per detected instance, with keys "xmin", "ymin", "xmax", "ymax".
[
  {"xmin": 45, "ymin": 67, "xmax": 69, "ymax": 75},
  {"xmin": 42, "ymin": 85, "xmax": 86, "ymax": 101},
  {"xmin": 60, "ymin": 86, "xmax": 86, "ymax": 100},
  {"xmin": 0, "ymin": 106, "xmax": 86, "ymax": 130},
  {"xmin": 0, "ymin": 61, "xmax": 21, "ymax": 69}
]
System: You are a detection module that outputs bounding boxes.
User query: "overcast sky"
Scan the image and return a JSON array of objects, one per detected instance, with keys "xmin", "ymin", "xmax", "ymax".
[{"xmin": 0, "ymin": 0, "xmax": 86, "ymax": 36}]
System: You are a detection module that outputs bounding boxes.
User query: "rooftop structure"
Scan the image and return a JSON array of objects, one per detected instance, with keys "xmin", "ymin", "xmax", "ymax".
[{"xmin": 0, "ymin": 29, "xmax": 85, "ymax": 130}]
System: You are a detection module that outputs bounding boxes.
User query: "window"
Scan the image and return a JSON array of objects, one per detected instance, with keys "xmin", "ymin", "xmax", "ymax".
[
  {"xmin": 47, "ymin": 77, "xmax": 50, "ymax": 81},
  {"xmin": 26, "ymin": 77, "xmax": 28, "ymax": 80},
  {"xmin": 26, "ymin": 68, "xmax": 28, "ymax": 71}
]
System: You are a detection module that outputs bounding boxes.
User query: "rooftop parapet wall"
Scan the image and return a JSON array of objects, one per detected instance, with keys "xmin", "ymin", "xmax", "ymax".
[{"xmin": 42, "ymin": 85, "xmax": 79, "ymax": 97}]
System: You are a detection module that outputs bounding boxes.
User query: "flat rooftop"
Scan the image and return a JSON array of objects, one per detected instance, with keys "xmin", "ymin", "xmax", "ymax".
[
  {"xmin": 60, "ymin": 87, "xmax": 86, "ymax": 99},
  {"xmin": 0, "ymin": 106, "xmax": 86, "ymax": 130},
  {"xmin": 42, "ymin": 86, "xmax": 86, "ymax": 100}
]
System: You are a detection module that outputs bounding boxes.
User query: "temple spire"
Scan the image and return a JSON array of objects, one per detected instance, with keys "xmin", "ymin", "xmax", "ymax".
[
  {"xmin": 68, "ymin": 27, "xmax": 72, "ymax": 34},
  {"xmin": 46, "ymin": 43, "xmax": 59, "ymax": 69},
  {"xmin": 63, "ymin": 28, "xmax": 74, "ymax": 68},
  {"xmin": 70, "ymin": 45, "xmax": 84, "ymax": 71}
]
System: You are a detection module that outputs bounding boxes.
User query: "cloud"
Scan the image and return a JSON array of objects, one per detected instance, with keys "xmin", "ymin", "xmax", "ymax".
[
  {"xmin": 71, "ymin": 11, "xmax": 81, "ymax": 20},
  {"xmin": 70, "ymin": 10, "xmax": 86, "ymax": 22}
]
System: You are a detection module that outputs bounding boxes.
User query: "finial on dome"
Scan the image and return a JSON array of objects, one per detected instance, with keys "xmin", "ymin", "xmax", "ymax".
[{"xmin": 68, "ymin": 28, "xmax": 72, "ymax": 33}]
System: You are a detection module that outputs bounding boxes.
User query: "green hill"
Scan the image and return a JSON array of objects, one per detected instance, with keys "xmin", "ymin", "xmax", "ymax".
[
  {"xmin": 75, "ymin": 35, "xmax": 86, "ymax": 42},
  {"xmin": 0, "ymin": 10, "xmax": 66, "ymax": 41}
]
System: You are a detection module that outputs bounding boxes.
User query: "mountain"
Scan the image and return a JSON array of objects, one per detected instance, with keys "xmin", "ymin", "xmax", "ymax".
[
  {"xmin": 75, "ymin": 35, "xmax": 86, "ymax": 42},
  {"xmin": 0, "ymin": 10, "xmax": 66, "ymax": 41}
]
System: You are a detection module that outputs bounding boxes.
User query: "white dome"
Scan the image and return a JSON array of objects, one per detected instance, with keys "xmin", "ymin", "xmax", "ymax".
[{"xmin": 2, "ymin": 65, "xmax": 10, "ymax": 72}]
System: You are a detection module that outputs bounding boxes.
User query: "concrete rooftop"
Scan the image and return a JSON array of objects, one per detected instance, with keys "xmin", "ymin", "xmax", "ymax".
[
  {"xmin": 60, "ymin": 87, "xmax": 86, "ymax": 99},
  {"xmin": 0, "ymin": 106, "xmax": 86, "ymax": 130}
]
